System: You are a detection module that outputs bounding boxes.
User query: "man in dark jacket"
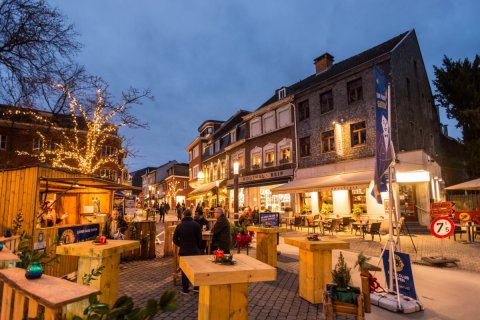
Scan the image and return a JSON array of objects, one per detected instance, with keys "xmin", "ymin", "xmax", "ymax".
[
  {"xmin": 103, "ymin": 209, "xmax": 128, "ymax": 239},
  {"xmin": 173, "ymin": 209, "xmax": 202, "ymax": 294},
  {"xmin": 211, "ymin": 207, "xmax": 231, "ymax": 253}
]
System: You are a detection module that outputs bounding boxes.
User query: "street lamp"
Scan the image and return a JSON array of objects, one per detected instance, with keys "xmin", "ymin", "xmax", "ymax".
[
  {"xmin": 215, "ymin": 180, "xmax": 219, "ymax": 207},
  {"xmin": 233, "ymin": 161, "xmax": 240, "ymax": 225}
]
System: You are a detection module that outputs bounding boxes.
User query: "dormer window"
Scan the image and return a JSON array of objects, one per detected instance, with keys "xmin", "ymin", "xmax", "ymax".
[{"xmin": 278, "ymin": 87, "xmax": 287, "ymax": 99}]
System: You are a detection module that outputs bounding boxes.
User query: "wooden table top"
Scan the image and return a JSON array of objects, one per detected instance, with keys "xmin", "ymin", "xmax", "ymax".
[
  {"xmin": 56, "ymin": 240, "xmax": 140, "ymax": 258},
  {"xmin": 0, "ymin": 235, "xmax": 20, "ymax": 242},
  {"xmin": 0, "ymin": 247, "xmax": 20, "ymax": 263},
  {"xmin": 179, "ymin": 253, "xmax": 276, "ymax": 286},
  {"xmin": 0, "ymin": 267, "xmax": 99, "ymax": 309},
  {"xmin": 246, "ymin": 226, "xmax": 287, "ymax": 233},
  {"xmin": 283, "ymin": 237, "xmax": 350, "ymax": 251}
]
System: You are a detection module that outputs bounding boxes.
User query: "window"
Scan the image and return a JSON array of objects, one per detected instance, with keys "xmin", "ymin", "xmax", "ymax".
[
  {"xmin": 193, "ymin": 165, "xmax": 199, "ymax": 179},
  {"xmin": 347, "ymin": 78, "xmax": 363, "ymax": 103},
  {"xmin": 33, "ymin": 138, "xmax": 41, "ymax": 153},
  {"xmin": 220, "ymin": 162, "xmax": 226, "ymax": 179},
  {"xmin": 299, "ymin": 136, "xmax": 311, "ymax": 157},
  {"xmin": 278, "ymin": 87, "xmax": 286, "ymax": 99},
  {"xmin": 0, "ymin": 135, "xmax": 8, "ymax": 150},
  {"xmin": 250, "ymin": 118, "xmax": 262, "ymax": 137},
  {"xmin": 193, "ymin": 145, "xmax": 199, "ymax": 158},
  {"xmin": 100, "ymin": 169, "xmax": 117, "ymax": 181},
  {"xmin": 277, "ymin": 105, "xmax": 291, "ymax": 127},
  {"xmin": 320, "ymin": 90, "xmax": 334, "ymax": 114},
  {"xmin": 101, "ymin": 145, "xmax": 117, "ymax": 158},
  {"xmin": 298, "ymin": 100, "xmax": 309, "ymax": 121},
  {"xmin": 215, "ymin": 140, "xmax": 220, "ymax": 152},
  {"xmin": 263, "ymin": 112, "xmax": 276, "ymax": 133},
  {"xmin": 351, "ymin": 121, "xmax": 366, "ymax": 146},
  {"xmin": 321, "ymin": 130, "xmax": 335, "ymax": 153},
  {"xmin": 251, "ymin": 152, "xmax": 262, "ymax": 169},
  {"xmin": 264, "ymin": 149, "xmax": 275, "ymax": 167},
  {"xmin": 279, "ymin": 146, "xmax": 291, "ymax": 163},
  {"xmin": 230, "ymin": 130, "xmax": 236, "ymax": 144}
]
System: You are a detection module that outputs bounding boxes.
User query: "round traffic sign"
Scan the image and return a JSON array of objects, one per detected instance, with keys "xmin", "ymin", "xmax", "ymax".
[{"xmin": 430, "ymin": 216, "xmax": 455, "ymax": 238}]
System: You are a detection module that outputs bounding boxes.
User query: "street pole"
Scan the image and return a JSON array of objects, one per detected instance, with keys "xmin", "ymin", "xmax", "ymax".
[
  {"xmin": 215, "ymin": 180, "xmax": 219, "ymax": 207},
  {"xmin": 233, "ymin": 162, "xmax": 239, "ymax": 226}
]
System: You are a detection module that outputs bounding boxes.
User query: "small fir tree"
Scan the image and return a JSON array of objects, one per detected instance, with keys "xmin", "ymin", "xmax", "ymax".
[{"xmin": 332, "ymin": 251, "xmax": 351, "ymax": 289}]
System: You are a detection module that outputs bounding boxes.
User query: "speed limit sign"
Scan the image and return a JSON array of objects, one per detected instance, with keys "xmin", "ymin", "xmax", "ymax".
[{"xmin": 430, "ymin": 217, "xmax": 455, "ymax": 238}]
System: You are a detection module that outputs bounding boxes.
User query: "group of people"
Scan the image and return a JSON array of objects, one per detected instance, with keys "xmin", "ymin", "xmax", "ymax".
[
  {"xmin": 238, "ymin": 206, "xmax": 260, "ymax": 226},
  {"xmin": 173, "ymin": 206, "xmax": 231, "ymax": 295}
]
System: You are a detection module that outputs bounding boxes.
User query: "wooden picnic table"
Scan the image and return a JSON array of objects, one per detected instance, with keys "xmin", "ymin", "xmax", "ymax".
[
  {"xmin": 283, "ymin": 237, "xmax": 349, "ymax": 304},
  {"xmin": 0, "ymin": 267, "xmax": 99, "ymax": 319},
  {"xmin": 180, "ymin": 254, "xmax": 276, "ymax": 320},
  {"xmin": 56, "ymin": 240, "xmax": 139, "ymax": 307},
  {"xmin": 246, "ymin": 226, "xmax": 286, "ymax": 267}
]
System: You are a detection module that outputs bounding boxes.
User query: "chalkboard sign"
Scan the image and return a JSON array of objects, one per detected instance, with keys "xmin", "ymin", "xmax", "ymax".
[{"xmin": 259, "ymin": 212, "xmax": 279, "ymax": 226}]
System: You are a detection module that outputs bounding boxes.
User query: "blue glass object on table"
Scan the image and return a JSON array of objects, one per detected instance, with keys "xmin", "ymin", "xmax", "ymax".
[
  {"xmin": 3, "ymin": 229, "xmax": 12, "ymax": 238},
  {"xmin": 25, "ymin": 262, "xmax": 44, "ymax": 279}
]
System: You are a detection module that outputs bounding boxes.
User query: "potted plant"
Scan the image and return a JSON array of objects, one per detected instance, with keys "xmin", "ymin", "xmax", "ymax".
[
  {"xmin": 351, "ymin": 205, "xmax": 363, "ymax": 221},
  {"xmin": 323, "ymin": 252, "xmax": 364, "ymax": 319}
]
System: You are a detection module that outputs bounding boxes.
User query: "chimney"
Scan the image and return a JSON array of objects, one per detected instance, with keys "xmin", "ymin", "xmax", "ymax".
[{"xmin": 313, "ymin": 53, "xmax": 334, "ymax": 74}]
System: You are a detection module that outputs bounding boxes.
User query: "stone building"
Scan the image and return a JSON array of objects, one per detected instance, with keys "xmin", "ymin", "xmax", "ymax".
[{"xmin": 272, "ymin": 30, "xmax": 444, "ymax": 225}]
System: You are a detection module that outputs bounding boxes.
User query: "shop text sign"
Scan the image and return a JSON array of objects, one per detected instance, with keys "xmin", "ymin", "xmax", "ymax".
[{"xmin": 239, "ymin": 169, "xmax": 293, "ymax": 183}]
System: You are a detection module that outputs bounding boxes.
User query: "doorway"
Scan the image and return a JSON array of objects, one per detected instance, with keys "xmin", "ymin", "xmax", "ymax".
[{"xmin": 399, "ymin": 184, "xmax": 417, "ymax": 221}]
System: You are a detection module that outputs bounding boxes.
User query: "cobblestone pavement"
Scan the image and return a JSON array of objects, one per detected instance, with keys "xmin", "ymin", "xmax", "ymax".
[{"xmin": 118, "ymin": 217, "xmax": 480, "ymax": 319}]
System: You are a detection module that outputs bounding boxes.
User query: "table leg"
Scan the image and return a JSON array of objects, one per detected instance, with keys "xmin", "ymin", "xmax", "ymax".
[
  {"xmin": 256, "ymin": 232, "xmax": 277, "ymax": 267},
  {"xmin": 77, "ymin": 254, "xmax": 120, "ymax": 307},
  {"xmin": 198, "ymin": 283, "xmax": 248, "ymax": 320},
  {"xmin": 298, "ymin": 249, "xmax": 333, "ymax": 304}
]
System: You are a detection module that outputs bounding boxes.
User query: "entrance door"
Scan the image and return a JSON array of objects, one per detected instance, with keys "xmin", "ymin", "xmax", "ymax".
[{"xmin": 399, "ymin": 185, "xmax": 417, "ymax": 221}]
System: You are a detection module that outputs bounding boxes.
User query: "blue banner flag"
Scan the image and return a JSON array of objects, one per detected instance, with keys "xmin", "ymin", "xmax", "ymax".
[
  {"xmin": 371, "ymin": 66, "xmax": 394, "ymax": 204},
  {"xmin": 382, "ymin": 250, "xmax": 418, "ymax": 300}
]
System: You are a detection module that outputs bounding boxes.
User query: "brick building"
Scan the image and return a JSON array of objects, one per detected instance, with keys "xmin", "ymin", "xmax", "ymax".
[{"xmin": 0, "ymin": 105, "xmax": 126, "ymax": 182}]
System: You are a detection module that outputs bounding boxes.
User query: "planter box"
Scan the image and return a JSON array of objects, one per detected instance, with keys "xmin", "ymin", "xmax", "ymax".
[{"xmin": 323, "ymin": 285, "xmax": 364, "ymax": 320}]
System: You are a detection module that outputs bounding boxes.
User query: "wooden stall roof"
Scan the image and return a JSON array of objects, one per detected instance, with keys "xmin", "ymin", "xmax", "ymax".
[{"xmin": 40, "ymin": 176, "xmax": 142, "ymax": 191}]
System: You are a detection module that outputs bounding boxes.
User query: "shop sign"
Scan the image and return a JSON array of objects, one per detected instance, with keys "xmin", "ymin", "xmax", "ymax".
[
  {"xmin": 58, "ymin": 224, "xmax": 100, "ymax": 244},
  {"xmin": 239, "ymin": 169, "xmax": 293, "ymax": 183},
  {"xmin": 382, "ymin": 250, "xmax": 418, "ymax": 299},
  {"xmin": 259, "ymin": 212, "xmax": 279, "ymax": 227},
  {"xmin": 331, "ymin": 184, "xmax": 369, "ymax": 191}
]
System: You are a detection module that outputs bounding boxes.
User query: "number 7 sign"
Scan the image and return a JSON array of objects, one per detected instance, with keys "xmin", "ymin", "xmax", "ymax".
[{"xmin": 430, "ymin": 217, "xmax": 455, "ymax": 238}]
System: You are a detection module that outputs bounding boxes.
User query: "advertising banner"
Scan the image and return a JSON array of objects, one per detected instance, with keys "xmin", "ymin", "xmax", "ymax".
[
  {"xmin": 58, "ymin": 224, "xmax": 100, "ymax": 244},
  {"xmin": 259, "ymin": 212, "xmax": 279, "ymax": 226},
  {"xmin": 382, "ymin": 249, "xmax": 418, "ymax": 299}
]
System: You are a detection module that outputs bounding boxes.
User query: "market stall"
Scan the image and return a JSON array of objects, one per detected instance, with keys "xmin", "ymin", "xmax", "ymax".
[{"xmin": 0, "ymin": 165, "xmax": 141, "ymax": 277}]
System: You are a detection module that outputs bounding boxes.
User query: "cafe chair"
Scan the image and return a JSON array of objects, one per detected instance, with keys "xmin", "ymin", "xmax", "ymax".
[
  {"xmin": 366, "ymin": 222, "xmax": 382, "ymax": 241},
  {"xmin": 340, "ymin": 217, "xmax": 352, "ymax": 232},
  {"xmin": 324, "ymin": 219, "xmax": 341, "ymax": 235},
  {"xmin": 306, "ymin": 215, "xmax": 320, "ymax": 234},
  {"xmin": 293, "ymin": 216, "xmax": 303, "ymax": 230},
  {"xmin": 449, "ymin": 224, "xmax": 466, "ymax": 241}
]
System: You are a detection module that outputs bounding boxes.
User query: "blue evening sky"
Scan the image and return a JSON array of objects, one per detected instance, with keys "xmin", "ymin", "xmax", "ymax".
[{"xmin": 48, "ymin": 0, "xmax": 479, "ymax": 171}]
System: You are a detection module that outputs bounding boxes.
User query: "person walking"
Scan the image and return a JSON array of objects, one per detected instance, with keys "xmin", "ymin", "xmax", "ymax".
[
  {"xmin": 176, "ymin": 202, "xmax": 183, "ymax": 221},
  {"xmin": 211, "ymin": 207, "xmax": 231, "ymax": 253},
  {"xmin": 173, "ymin": 209, "xmax": 202, "ymax": 295},
  {"xmin": 159, "ymin": 203, "xmax": 166, "ymax": 223}
]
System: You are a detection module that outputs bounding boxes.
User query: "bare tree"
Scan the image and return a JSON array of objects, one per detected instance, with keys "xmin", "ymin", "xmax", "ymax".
[{"xmin": 0, "ymin": 0, "xmax": 83, "ymax": 112}]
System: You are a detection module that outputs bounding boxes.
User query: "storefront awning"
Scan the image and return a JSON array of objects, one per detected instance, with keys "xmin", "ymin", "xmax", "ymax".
[
  {"xmin": 271, "ymin": 171, "xmax": 373, "ymax": 194},
  {"xmin": 40, "ymin": 177, "xmax": 142, "ymax": 191},
  {"xmin": 445, "ymin": 178, "xmax": 480, "ymax": 191},
  {"xmin": 188, "ymin": 179, "xmax": 226, "ymax": 197}
]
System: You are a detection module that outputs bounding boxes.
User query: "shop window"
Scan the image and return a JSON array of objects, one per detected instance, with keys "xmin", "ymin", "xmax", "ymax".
[
  {"xmin": 347, "ymin": 78, "xmax": 363, "ymax": 103},
  {"xmin": 250, "ymin": 118, "xmax": 262, "ymax": 137},
  {"xmin": 299, "ymin": 136, "xmax": 311, "ymax": 157},
  {"xmin": 350, "ymin": 121, "xmax": 366, "ymax": 147},
  {"xmin": 298, "ymin": 100, "xmax": 310, "ymax": 121},
  {"xmin": 320, "ymin": 90, "xmax": 334, "ymax": 114},
  {"xmin": 351, "ymin": 188, "xmax": 366, "ymax": 213},
  {"xmin": 263, "ymin": 112, "xmax": 276, "ymax": 133},
  {"xmin": 277, "ymin": 105, "xmax": 292, "ymax": 127},
  {"xmin": 321, "ymin": 130, "xmax": 335, "ymax": 153},
  {"xmin": 251, "ymin": 152, "xmax": 262, "ymax": 169}
]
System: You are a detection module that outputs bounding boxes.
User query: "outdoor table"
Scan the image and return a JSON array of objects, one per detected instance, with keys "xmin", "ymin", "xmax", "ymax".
[
  {"xmin": 0, "ymin": 267, "xmax": 99, "ymax": 320},
  {"xmin": 283, "ymin": 237, "xmax": 349, "ymax": 304},
  {"xmin": 179, "ymin": 253, "xmax": 276, "ymax": 320},
  {"xmin": 351, "ymin": 222, "xmax": 369, "ymax": 239},
  {"xmin": 202, "ymin": 231, "xmax": 213, "ymax": 255},
  {"xmin": 456, "ymin": 223, "xmax": 478, "ymax": 243},
  {"xmin": 246, "ymin": 226, "xmax": 286, "ymax": 267},
  {"xmin": 0, "ymin": 247, "xmax": 20, "ymax": 269},
  {"xmin": 56, "ymin": 240, "xmax": 139, "ymax": 307}
]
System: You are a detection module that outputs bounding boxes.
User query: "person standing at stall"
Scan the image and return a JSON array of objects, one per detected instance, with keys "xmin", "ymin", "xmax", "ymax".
[
  {"xmin": 211, "ymin": 207, "xmax": 231, "ymax": 253},
  {"xmin": 173, "ymin": 209, "xmax": 202, "ymax": 295},
  {"xmin": 103, "ymin": 209, "xmax": 128, "ymax": 239}
]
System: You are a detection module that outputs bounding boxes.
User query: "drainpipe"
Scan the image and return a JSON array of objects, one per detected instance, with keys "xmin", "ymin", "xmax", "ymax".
[{"xmin": 291, "ymin": 102, "xmax": 299, "ymax": 212}]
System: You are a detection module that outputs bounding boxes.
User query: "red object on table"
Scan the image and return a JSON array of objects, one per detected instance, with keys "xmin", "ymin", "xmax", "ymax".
[
  {"xmin": 214, "ymin": 248, "xmax": 224, "ymax": 259},
  {"xmin": 99, "ymin": 236, "xmax": 107, "ymax": 244}
]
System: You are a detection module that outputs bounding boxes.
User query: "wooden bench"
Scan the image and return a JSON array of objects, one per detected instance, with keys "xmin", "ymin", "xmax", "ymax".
[{"xmin": 0, "ymin": 267, "xmax": 98, "ymax": 320}]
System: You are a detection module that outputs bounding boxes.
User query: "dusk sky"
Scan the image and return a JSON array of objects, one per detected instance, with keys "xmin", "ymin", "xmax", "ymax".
[{"xmin": 49, "ymin": 0, "xmax": 479, "ymax": 172}]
